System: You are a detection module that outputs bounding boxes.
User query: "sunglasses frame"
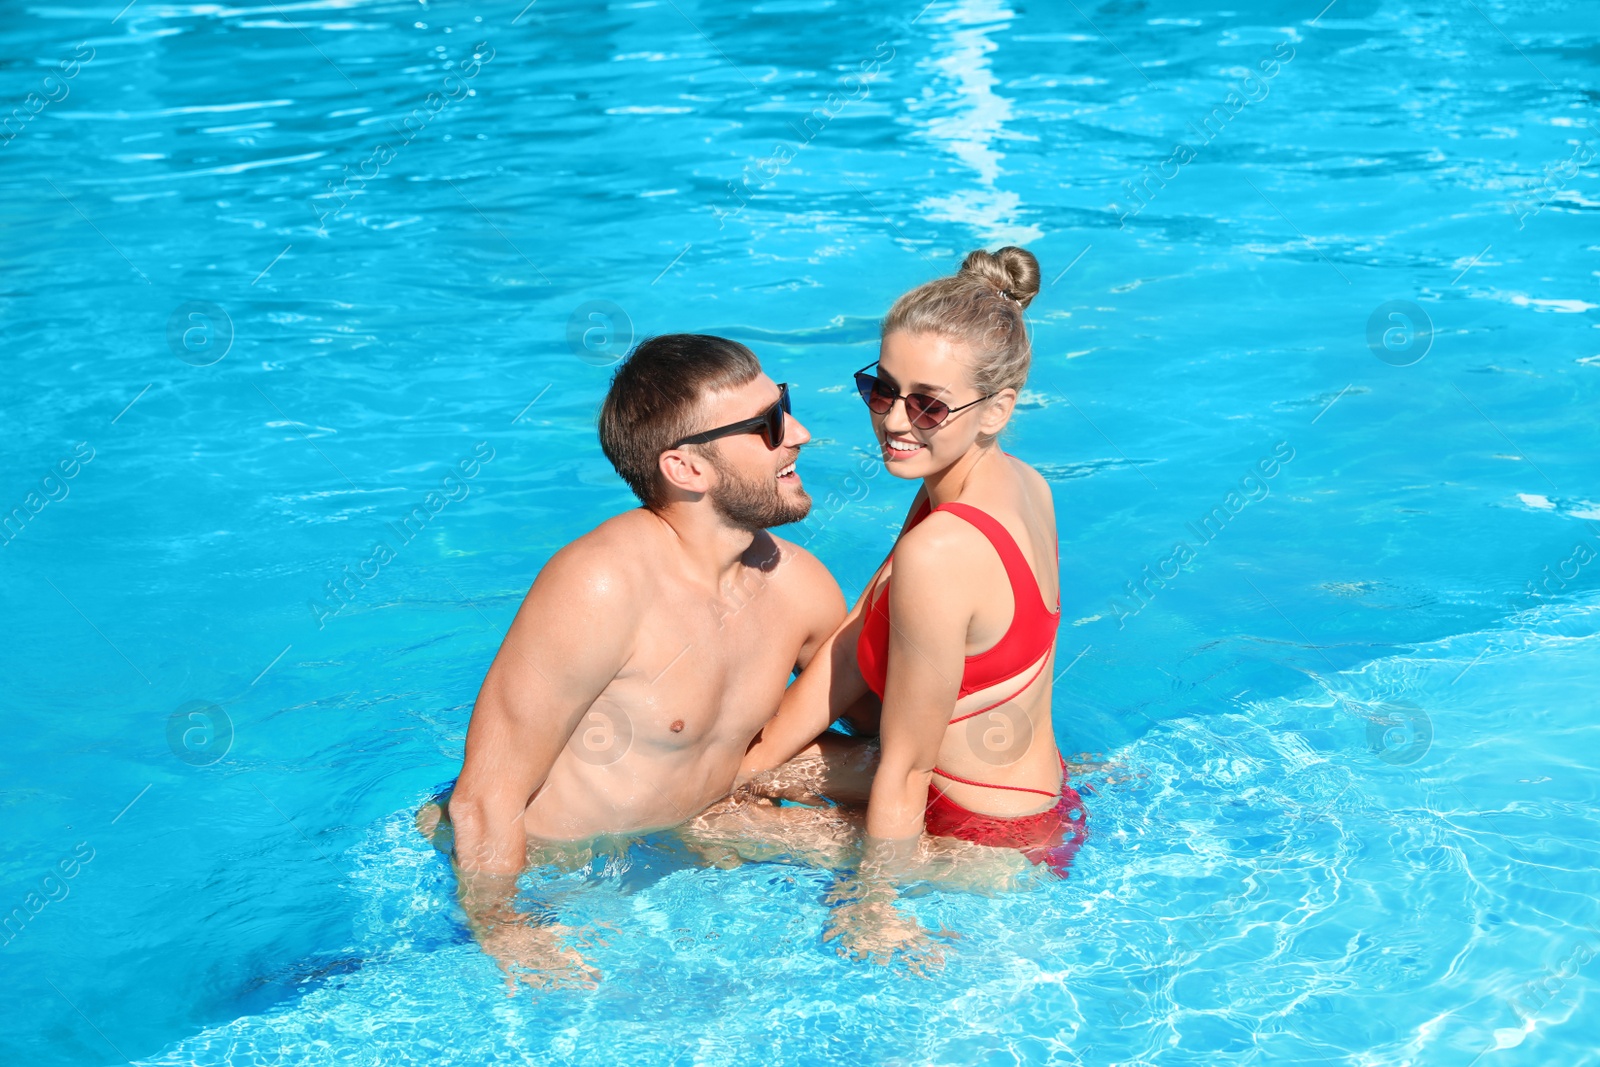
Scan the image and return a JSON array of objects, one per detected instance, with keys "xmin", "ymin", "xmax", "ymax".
[
  {"xmin": 668, "ymin": 382, "xmax": 790, "ymax": 451},
  {"xmin": 852, "ymin": 362, "xmax": 995, "ymax": 429}
]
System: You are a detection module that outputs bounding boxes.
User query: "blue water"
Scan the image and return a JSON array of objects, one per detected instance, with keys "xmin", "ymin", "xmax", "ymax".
[{"xmin": 3, "ymin": 0, "xmax": 1598, "ymax": 1063}]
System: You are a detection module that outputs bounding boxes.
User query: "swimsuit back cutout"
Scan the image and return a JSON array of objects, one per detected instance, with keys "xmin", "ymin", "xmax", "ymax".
[
  {"xmin": 856, "ymin": 498, "xmax": 1063, "ymax": 802},
  {"xmin": 856, "ymin": 499, "xmax": 1061, "ymax": 703}
]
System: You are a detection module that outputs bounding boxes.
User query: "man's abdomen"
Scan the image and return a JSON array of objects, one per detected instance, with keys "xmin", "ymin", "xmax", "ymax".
[{"xmin": 520, "ymin": 743, "xmax": 746, "ymax": 841}]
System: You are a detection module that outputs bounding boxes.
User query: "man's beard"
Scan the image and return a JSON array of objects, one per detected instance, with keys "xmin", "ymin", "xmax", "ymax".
[{"xmin": 706, "ymin": 448, "xmax": 811, "ymax": 530}]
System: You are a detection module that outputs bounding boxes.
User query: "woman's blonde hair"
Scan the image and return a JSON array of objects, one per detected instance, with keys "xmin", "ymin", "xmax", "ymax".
[{"xmin": 881, "ymin": 246, "xmax": 1040, "ymax": 398}]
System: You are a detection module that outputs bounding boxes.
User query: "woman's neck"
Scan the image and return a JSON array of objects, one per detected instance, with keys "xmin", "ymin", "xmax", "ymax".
[{"xmin": 922, "ymin": 442, "xmax": 996, "ymax": 507}]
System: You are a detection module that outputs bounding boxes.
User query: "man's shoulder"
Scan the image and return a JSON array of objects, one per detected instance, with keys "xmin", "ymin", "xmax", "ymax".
[
  {"xmin": 749, "ymin": 532, "xmax": 840, "ymax": 604},
  {"xmin": 571, "ymin": 508, "xmax": 661, "ymax": 553},
  {"xmin": 750, "ymin": 530, "xmax": 813, "ymax": 572},
  {"xmin": 537, "ymin": 510, "xmax": 661, "ymax": 599}
]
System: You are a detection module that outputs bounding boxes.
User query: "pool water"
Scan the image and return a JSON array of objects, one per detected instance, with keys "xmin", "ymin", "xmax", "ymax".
[{"xmin": 3, "ymin": 0, "xmax": 1597, "ymax": 1063}]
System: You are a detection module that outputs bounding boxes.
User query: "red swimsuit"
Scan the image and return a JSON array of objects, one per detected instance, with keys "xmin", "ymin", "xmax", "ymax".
[{"xmin": 857, "ymin": 499, "xmax": 1087, "ymax": 876}]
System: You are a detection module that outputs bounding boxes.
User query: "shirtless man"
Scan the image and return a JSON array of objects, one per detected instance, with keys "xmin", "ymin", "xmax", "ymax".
[{"xmin": 425, "ymin": 334, "xmax": 854, "ymax": 990}]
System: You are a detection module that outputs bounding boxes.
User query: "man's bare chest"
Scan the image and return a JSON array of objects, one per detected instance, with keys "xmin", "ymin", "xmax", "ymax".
[{"xmin": 584, "ymin": 584, "xmax": 800, "ymax": 752}]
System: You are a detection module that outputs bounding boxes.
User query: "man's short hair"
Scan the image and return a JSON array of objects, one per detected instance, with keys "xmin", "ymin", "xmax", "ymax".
[{"xmin": 598, "ymin": 334, "xmax": 762, "ymax": 508}]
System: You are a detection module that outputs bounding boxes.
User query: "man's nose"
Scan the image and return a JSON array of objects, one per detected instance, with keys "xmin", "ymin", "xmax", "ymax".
[{"xmin": 784, "ymin": 412, "xmax": 812, "ymax": 447}]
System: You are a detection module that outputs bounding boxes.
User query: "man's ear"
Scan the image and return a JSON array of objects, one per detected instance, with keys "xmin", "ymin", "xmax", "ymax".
[
  {"xmin": 659, "ymin": 446, "xmax": 715, "ymax": 497},
  {"xmin": 977, "ymin": 388, "xmax": 1018, "ymax": 436}
]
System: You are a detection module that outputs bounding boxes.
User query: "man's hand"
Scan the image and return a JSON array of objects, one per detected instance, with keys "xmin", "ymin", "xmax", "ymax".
[
  {"xmin": 458, "ymin": 866, "xmax": 603, "ymax": 994},
  {"xmin": 476, "ymin": 916, "xmax": 602, "ymax": 995}
]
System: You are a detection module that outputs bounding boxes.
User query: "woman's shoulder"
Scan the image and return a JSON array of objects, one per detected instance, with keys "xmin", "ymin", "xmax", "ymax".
[
  {"xmin": 997, "ymin": 453, "xmax": 1056, "ymax": 536},
  {"xmin": 893, "ymin": 506, "xmax": 992, "ymax": 574},
  {"xmin": 1002, "ymin": 450, "xmax": 1054, "ymax": 499},
  {"xmin": 939, "ymin": 454, "xmax": 1056, "ymax": 555},
  {"xmin": 951, "ymin": 451, "xmax": 1054, "ymax": 520}
]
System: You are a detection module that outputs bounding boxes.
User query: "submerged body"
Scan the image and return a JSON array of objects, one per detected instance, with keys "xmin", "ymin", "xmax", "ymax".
[{"xmin": 432, "ymin": 344, "xmax": 844, "ymax": 990}]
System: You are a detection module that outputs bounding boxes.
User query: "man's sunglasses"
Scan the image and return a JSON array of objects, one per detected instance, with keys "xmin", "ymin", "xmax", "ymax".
[
  {"xmin": 669, "ymin": 383, "xmax": 790, "ymax": 450},
  {"xmin": 853, "ymin": 362, "xmax": 994, "ymax": 429}
]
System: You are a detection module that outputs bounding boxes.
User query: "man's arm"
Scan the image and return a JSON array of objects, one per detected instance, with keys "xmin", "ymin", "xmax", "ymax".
[
  {"xmin": 447, "ymin": 540, "xmax": 635, "ymax": 983},
  {"xmin": 735, "ymin": 541, "xmax": 855, "ymax": 784},
  {"xmin": 785, "ymin": 539, "xmax": 847, "ymax": 675}
]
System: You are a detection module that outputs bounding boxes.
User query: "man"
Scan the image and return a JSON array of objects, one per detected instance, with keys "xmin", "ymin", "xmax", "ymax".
[{"xmin": 424, "ymin": 334, "xmax": 849, "ymax": 992}]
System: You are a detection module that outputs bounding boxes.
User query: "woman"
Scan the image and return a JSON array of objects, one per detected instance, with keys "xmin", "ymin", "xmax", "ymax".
[{"xmin": 739, "ymin": 246, "xmax": 1087, "ymax": 965}]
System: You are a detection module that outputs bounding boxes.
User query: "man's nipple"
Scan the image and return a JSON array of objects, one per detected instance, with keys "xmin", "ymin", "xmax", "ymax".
[{"xmin": 670, "ymin": 719, "xmax": 685, "ymax": 733}]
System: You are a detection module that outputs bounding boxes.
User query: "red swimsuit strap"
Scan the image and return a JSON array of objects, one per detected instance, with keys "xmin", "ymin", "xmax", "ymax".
[
  {"xmin": 929, "ymin": 501, "xmax": 1059, "ymax": 617},
  {"xmin": 947, "ymin": 651, "xmax": 1052, "ymax": 725},
  {"xmin": 932, "ymin": 653, "xmax": 1056, "ymax": 796},
  {"xmin": 931, "ymin": 767, "xmax": 1060, "ymax": 798},
  {"xmin": 861, "ymin": 496, "xmax": 935, "ymax": 609}
]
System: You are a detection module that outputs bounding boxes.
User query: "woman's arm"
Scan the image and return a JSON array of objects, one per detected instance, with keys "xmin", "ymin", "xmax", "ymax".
[
  {"xmin": 822, "ymin": 518, "xmax": 975, "ymax": 970},
  {"xmin": 863, "ymin": 516, "xmax": 970, "ymax": 851}
]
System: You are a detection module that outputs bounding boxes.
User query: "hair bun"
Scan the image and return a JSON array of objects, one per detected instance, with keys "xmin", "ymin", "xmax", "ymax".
[{"xmin": 958, "ymin": 246, "xmax": 1041, "ymax": 310}]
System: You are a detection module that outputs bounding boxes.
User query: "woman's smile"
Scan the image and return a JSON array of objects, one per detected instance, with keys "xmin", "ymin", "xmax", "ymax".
[{"xmin": 881, "ymin": 434, "xmax": 926, "ymax": 461}]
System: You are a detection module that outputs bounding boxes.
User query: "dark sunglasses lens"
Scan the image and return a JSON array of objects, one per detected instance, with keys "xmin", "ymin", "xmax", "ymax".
[
  {"xmin": 906, "ymin": 394, "xmax": 949, "ymax": 429},
  {"xmin": 764, "ymin": 390, "xmax": 786, "ymax": 448},
  {"xmin": 856, "ymin": 373, "xmax": 893, "ymax": 413},
  {"xmin": 857, "ymin": 377, "xmax": 896, "ymax": 415}
]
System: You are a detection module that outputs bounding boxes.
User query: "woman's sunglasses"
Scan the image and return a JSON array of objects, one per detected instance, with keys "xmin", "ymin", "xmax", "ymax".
[
  {"xmin": 669, "ymin": 383, "xmax": 790, "ymax": 450},
  {"xmin": 853, "ymin": 362, "xmax": 994, "ymax": 429}
]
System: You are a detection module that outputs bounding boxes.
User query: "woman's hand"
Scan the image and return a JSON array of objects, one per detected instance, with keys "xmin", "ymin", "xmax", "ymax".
[{"xmin": 820, "ymin": 833, "xmax": 959, "ymax": 974}]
